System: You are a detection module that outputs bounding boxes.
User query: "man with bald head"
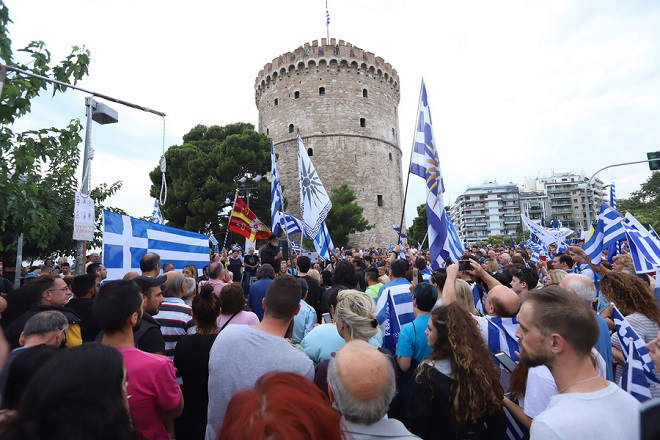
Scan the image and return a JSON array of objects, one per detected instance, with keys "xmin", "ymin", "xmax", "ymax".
[
  {"xmin": 444, "ymin": 262, "xmax": 521, "ymax": 364},
  {"xmin": 328, "ymin": 340, "xmax": 418, "ymax": 439},
  {"xmin": 559, "ymin": 274, "xmax": 613, "ymax": 380}
]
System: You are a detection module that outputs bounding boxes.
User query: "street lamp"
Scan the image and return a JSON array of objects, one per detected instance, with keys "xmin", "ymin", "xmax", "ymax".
[{"xmin": 75, "ymin": 97, "xmax": 118, "ymax": 275}]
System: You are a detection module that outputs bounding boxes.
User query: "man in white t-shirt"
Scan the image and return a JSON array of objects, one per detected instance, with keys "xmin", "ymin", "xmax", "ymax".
[{"xmin": 516, "ymin": 287, "xmax": 639, "ymax": 439}]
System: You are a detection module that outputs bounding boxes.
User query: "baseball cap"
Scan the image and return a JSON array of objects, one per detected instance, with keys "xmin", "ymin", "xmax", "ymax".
[{"xmin": 131, "ymin": 275, "xmax": 168, "ymax": 293}]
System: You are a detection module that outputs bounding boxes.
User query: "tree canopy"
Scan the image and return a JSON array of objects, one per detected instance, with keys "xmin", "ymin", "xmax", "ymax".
[
  {"xmin": 617, "ymin": 171, "xmax": 660, "ymax": 232},
  {"xmin": 324, "ymin": 183, "xmax": 372, "ymax": 248},
  {"xmin": 0, "ymin": 3, "xmax": 121, "ymax": 261},
  {"xmin": 406, "ymin": 204, "xmax": 427, "ymax": 247},
  {"xmin": 148, "ymin": 123, "xmax": 271, "ymax": 234}
]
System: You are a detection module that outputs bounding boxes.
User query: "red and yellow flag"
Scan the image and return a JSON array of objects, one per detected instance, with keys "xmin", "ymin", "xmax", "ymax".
[{"xmin": 227, "ymin": 196, "xmax": 271, "ymax": 242}]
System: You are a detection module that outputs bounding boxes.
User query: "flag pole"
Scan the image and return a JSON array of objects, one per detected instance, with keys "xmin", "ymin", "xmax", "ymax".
[
  {"xmin": 223, "ymin": 190, "xmax": 239, "ymax": 251},
  {"xmin": 397, "ymin": 79, "xmax": 425, "ymax": 244},
  {"xmin": 626, "ymin": 337, "xmax": 634, "ymax": 393}
]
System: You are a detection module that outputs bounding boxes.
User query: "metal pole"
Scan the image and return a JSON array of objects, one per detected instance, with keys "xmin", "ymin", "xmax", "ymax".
[
  {"xmin": 75, "ymin": 98, "xmax": 94, "ymax": 276},
  {"xmin": 584, "ymin": 158, "xmax": 656, "ymax": 228},
  {"xmin": 13, "ymin": 233, "xmax": 23, "ymax": 289}
]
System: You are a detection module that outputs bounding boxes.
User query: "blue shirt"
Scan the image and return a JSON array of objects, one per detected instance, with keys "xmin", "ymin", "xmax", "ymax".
[
  {"xmin": 292, "ymin": 300, "xmax": 316, "ymax": 343},
  {"xmin": 595, "ymin": 313, "xmax": 614, "ymax": 381},
  {"xmin": 301, "ymin": 323, "xmax": 382, "ymax": 364},
  {"xmin": 248, "ymin": 278, "xmax": 273, "ymax": 321},
  {"xmin": 395, "ymin": 314, "xmax": 432, "ymax": 362}
]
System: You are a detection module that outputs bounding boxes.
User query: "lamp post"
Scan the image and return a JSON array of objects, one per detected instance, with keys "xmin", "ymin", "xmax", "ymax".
[{"xmin": 75, "ymin": 97, "xmax": 118, "ymax": 275}]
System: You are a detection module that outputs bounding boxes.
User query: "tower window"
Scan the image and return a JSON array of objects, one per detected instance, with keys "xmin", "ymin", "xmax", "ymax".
[
  {"xmin": 360, "ymin": 118, "xmax": 366, "ymax": 127},
  {"xmin": 319, "ymin": 87, "xmax": 325, "ymax": 95},
  {"xmin": 389, "ymin": 152, "xmax": 392, "ymax": 161},
  {"xmin": 274, "ymin": 98, "xmax": 278, "ymax": 106},
  {"xmin": 377, "ymin": 195, "xmax": 383, "ymax": 207},
  {"xmin": 294, "ymin": 91, "xmax": 300, "ymax": 99},
  {"xmin": 363, "ymin": 89, "xmax": 368, "ymax": 98},
  {"xmin": 392, "ymin": 128, "xmax": 395, "ymax": 137},
  {"xmin": 266, "ymin": 128, "xmax": 269, "ymax": 135},
  {"xmin": 307, "ymin": 148, "xmax": 313, "ymax": 156},
  {"xmin": 288, "ymin": 124, "xmax": 294, "ymax": 133}
]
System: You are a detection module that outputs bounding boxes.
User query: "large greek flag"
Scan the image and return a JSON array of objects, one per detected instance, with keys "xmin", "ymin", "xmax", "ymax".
[
  {"xmin": 485, "ymin": 316, "xmax": 520, "ymax": 362},
  {"xmin": 313, "ymin": 221, "xmax": 334, "ymax": 261},
  {"xmin": 283, "ymin": 212, "xmax": 305, "ymax": 236},
  {"xmin": 582, "ymin": 203, "xmax": 625, "ymax": 263},
  {"xmin": 612, "ymin": 306, "xmax": 658, "ymax": 402},
  {"xmin": 409, "ymin": 80, "xmax": 447, "ymax": 269},
  {"xmin": 622, "ymin": 213, "xmax": 660, "ymax": 273},
  {"xmin": 297, "ymin": 133, "xmax": 332, "ymax": 239},
  {"xmin": 270, "ymin": 140, "xmax": 285, "ymax": 234},
  {"xmin": 102, "ymin": 210, "xmax": 209, "ymax": 281},
  {"xmin": 444, "ymin": 211, "xmax": 465, "ymax": 263}
]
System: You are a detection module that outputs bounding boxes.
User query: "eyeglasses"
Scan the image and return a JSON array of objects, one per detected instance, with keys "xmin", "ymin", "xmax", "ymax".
[{"xmin": 47, "ymin": 286, "xmax": 71, "ymax": 293}]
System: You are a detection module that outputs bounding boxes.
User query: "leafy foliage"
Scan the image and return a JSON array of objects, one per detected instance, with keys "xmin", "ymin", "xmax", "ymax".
[
  {"xmin": 617, "ymin": 172, "xmax": 660, "ymax": 232},
  {"xmin": 406, "ymin": 204, "xmax": 427, "ymax": 247},
  {"xmin": 0, "ymin": 3, "xmax": 120, "ymax": 260},
  {"xmin": 148, "ymin": 123, "xmax": 271, "ymax": 234},
  {"xmin": 324, "ymin": 183, "xmax": 372, "ymax": 247}
]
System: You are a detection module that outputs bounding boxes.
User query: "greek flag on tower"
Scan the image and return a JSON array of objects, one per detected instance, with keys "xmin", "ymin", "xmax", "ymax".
[
  {"xmin": 409, "ymin": 80, "xmax": 447, "ymax": 269},
  {"xmin": 103, "ymin": 210, "xmax": 209, "ymax": 281}
]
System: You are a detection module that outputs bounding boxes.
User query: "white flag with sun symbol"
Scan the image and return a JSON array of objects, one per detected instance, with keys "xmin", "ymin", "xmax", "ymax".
[{"xmin": 297, "ymin": 133, "xmax": 332, "ymax": 239}]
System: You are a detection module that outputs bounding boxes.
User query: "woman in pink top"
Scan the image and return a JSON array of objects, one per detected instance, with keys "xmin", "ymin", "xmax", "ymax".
[{"xmin": 216, "ymin": 284, "xmax": 260, "ymax": 329}]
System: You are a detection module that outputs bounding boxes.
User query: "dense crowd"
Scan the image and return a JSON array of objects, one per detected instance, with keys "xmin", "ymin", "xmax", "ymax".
[{"xmin": 0, "ymin": 232, "xmax": 658, "ymax": 440}]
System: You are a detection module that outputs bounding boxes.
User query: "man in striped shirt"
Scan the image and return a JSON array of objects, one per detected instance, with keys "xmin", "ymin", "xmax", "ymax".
[{"xmin": 155, "ymin": 271, "xmax": 196, "ymax": 360}]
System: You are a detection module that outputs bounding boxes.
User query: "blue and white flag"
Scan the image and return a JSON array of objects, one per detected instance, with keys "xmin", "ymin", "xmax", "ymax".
[
  {"xmin": 297, "ymin": 133, "xmax": 332, "ymax": 239},
  {"xmin": 102, "ymin": 210, "xmax": 209, "ymax": 281},
  {"xmin": 151, "ymin": 200, "xmax": 164, "ymax": 225},
  {"xmin": 209, "ymin": 232, "xmax": 219, "ymax": 252},
  {"xmin": 282, "ymin": 212, "xmax": 305, "ymax": 237},
  {"xmin": 290, "ymin": 242, "xmax": 307, "ymax": 254},
  {"xmin": 409, "ymin": 81, "xmax": 447, "ymax": 270},
  {"xmin": 607, "ymin": 183, "xmax": 620, "ymax": 263},
  {"xmin": 582, "ymin": 203, "xmax": 625, "ymax": 264},
  {"xmin": 391, "ymin": 224, "xmax": 407, "ymax": 240},
  {"xmin": 623, "ymin": 213, "xmax": 660, "ymax": 273},
  {"xmin": 444, "ymin": 211, "xmax": 465, "ymax": 263},
  {"xmin": 649, "ymin": 224, "xmax": 659, "ymax": 241},
  {"xmin": 520, "ymin": 214, "xmax": 559, "ymax": 249},
  {"xmin": 313, "ymin": 221, "xmax": 335, "ymax": 261},
  {"xmin": 325, "ymin": 0, "xmax": 330, "ymax": 25},
  {"xmin": 270, "ymin": 140, "xmax": 285, "ymax": 234},
  {"xmin": 485, "ymin": 316, "xmax": 520, "ymax": 362},
  {"xmin": 612, "ymin": 306, "xmax": 658, "ymax": 402}
]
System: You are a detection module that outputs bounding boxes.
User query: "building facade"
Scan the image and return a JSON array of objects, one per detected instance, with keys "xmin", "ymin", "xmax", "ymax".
[
  {"xmin": 255, "ymin": 38, "xmax": 404, "ymax": 246},
  {"xmin": 537, "ymin": 172, "xmax": 604, "ymax": 231},
  {"xmin": 450, "ymin": 182, "xmax": 521, "ymax": 244}
]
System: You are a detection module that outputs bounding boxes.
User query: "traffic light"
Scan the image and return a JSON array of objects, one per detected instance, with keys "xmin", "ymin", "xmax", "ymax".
[{"xmin": 649, "ymin": 151, "xmax": 660, "ymax": 171}]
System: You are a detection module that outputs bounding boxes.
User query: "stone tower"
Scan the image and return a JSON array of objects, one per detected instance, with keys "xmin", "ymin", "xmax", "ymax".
[{"xmin": 255, "ymin": 38, "xmax": 404, "ymax": 247}]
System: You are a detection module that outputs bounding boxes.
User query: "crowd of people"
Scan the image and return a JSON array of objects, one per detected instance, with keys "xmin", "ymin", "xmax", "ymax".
[{"xmin": 0, "ymin": 233, "xmax": 658, "ymax": 439}]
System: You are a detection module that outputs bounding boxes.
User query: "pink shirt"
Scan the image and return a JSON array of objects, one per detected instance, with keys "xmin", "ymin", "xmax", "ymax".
[
  {"xmin": 117, "ymin": 347, "xmax": 181, "ymax": 440},
  {"xmin": 199, "ymin": 278, "xmax": 230, "ymax": 296},
  {"xmin": 216, "ymin": 310, "xmax": 260, "ymax": 328}
]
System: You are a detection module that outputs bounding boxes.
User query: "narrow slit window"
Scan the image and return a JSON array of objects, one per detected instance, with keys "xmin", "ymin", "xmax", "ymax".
[
  {"xmin": 360, "ymin": 118, "xmax": 366, "ymax": 127},
  {"xmin": 363, "ymin": 89, "xmax": 368, "ymax": 98},
  {"xmin": 289, "ymin": 124, "xmax": 294, "ymax": 133},
  {"xmin": 307, "ymin": 148, "xmax": 313, "ymax": 156},
  {"xmin": 377, "ymin": 195, "xmax": 383, "ymax": 207},
  {"xmin": 274, "ymin": 98, "xmax": 278, "ymax": 106},
  {"xmin": 294, "ymin": 91, "xmax": 300, "ymax": 99},
  {"xmin": 319, "ymin": 87, "xmax": 325, "ymax": 95}
]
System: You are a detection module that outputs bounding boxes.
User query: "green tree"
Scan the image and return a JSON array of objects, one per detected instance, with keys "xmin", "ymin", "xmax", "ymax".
[
  {"xmin": 0, "ymin": 3, "xmax": 111, "ymax": 260},
  {"xmin": 406, "ymin": 204, "xmax": 427, "ymax": 247},
  {"xmin": 148, "ymin": 123, "xmax": 271, "ymax": 234},
  {"xmin": 617, "ymin": 171, "xmax": 660, "ymax": 232},
  {"xmin": 324, "ymin": 183, "xmax": 372, "ymax": 247}
]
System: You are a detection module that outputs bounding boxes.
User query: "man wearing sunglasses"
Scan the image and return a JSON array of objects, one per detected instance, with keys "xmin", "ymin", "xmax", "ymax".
[{"xmin": 5, "ymin": 275, "xmax": 82, "ymax": 349}]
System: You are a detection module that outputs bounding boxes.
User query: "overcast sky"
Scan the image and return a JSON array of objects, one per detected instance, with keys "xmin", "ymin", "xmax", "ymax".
[{"xmin": 6, "ymin": 0, "xmax": 660, "ymax": 230}]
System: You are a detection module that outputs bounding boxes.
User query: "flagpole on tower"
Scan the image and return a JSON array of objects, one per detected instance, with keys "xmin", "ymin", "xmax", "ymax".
[{"xmin": 326, "ymin": 0, "xmax": 330, "ymax": 42}]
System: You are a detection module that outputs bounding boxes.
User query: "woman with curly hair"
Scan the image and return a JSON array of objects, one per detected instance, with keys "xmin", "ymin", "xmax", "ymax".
[
  {"xmin": 600, "ymin": 271, "xmax": 660, "ymax": 397},
  {"xmin": 408, "ymin": 303, "xmax": 505, "ymax": 439}
]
